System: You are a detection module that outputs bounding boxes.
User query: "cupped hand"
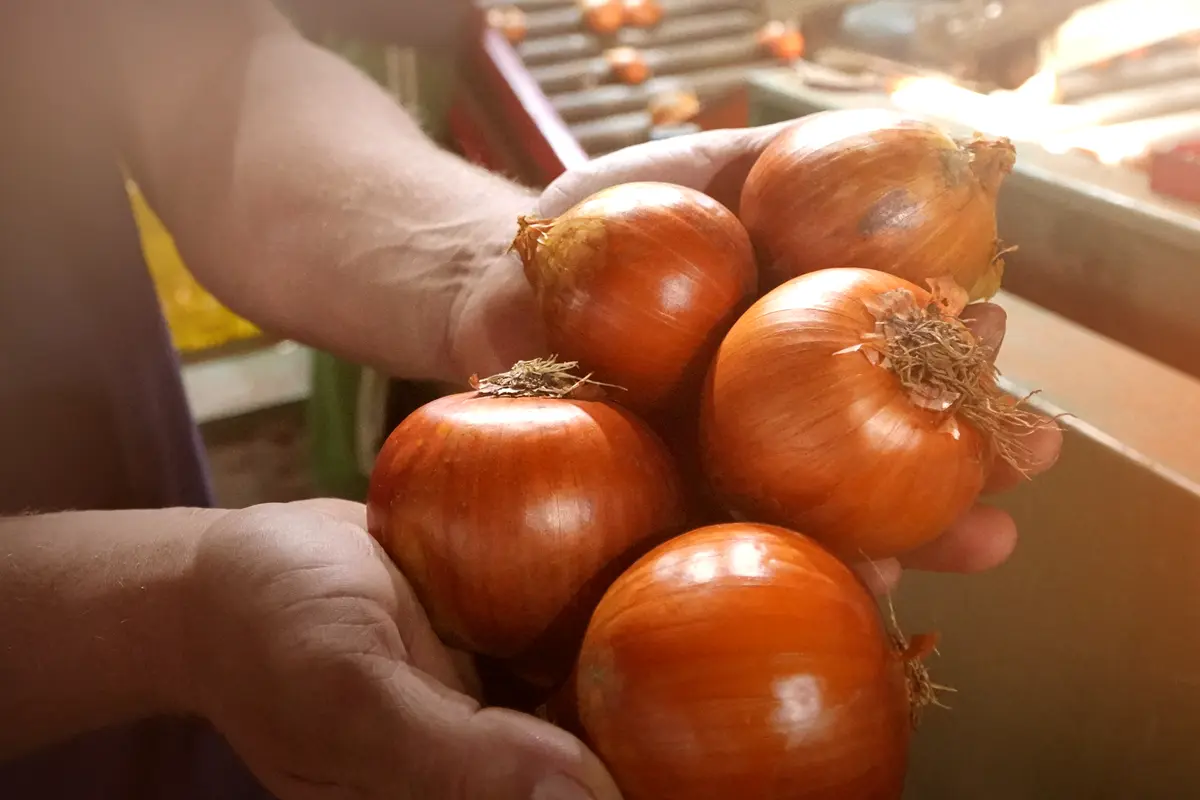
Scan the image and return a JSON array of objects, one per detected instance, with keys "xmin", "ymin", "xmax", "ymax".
[
  {"xmin": 450, "ymin": 123, "xmax": 1062, "ymax": 588},
  {"xmin": 184, "ymin": 499, "xmax": 621, "ymax": 800}
]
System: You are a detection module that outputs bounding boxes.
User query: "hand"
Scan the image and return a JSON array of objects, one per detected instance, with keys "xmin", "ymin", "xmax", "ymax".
[
  {"xmin": 449, "ymin": 124, "xmax": 1062, "ymax": 588},
  {"xmin": 185, "ymin": 499, "xmax": 621, "ymax": 800}
]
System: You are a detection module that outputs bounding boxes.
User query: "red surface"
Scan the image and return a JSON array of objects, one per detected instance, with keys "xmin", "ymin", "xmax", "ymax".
[{"xmin": 453, "ymin": 11, "xmax": 589, "ymax": 185}]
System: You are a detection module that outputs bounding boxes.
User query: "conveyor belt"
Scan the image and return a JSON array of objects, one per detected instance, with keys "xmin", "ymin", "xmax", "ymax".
[{"xmin": 476, "ymin": 0, "xmax": 779, "ymax": 157}]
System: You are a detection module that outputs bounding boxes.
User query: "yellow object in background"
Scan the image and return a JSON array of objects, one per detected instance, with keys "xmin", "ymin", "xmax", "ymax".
[{"xmin": 125, "ymin": 179, "xmax": 260, "ymax": 354}]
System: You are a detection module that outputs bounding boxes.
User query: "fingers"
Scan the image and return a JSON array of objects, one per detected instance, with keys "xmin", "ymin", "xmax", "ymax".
[
  {"xmin": 958, "ymin": 302, "xmax": 1065, "ymax": 493},
  {"xmin": 961, "ymin": 302, "xmax": 1006, "ymax": 360},
  {"xmin": 852, "ymin": 558, "xmax": 902, "ymax": 595},
  {"xmin": 291, "ymin": 498, "xmax": 368, "ymax": 528},
  {"xmin": 539, "ymin": 122, "xmax": 793, "ymax": 218},
  {"xmin": 983, "ymin": 421, "xmax": 1063, "ymax": 493},
  {"xmin": 388, "ymin": 671, "xmax": 623, "ymax": 800},
  {"xmin": 898, "ymin": 504, "xmax": 1017, "ymax": 574}
]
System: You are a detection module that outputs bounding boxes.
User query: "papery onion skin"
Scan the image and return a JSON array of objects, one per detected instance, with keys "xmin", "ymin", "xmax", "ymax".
[
  {"xmin": 576, "ymin": 522, "xmax": 912, "ymax": 800},
  {"xmin": 740, "ymin": 109, "xmax": 1015, "ymax": 300},
  {"xmin": 700, "ymin": 268, "xmax": 989, "ymax": 561},
  {"xmin": 515, "ymin": 182, "xmax": 758, "ymax": 413},
  {"xmin": 367, "ymin": 386, "xmax": 687, "ymax": 687}
]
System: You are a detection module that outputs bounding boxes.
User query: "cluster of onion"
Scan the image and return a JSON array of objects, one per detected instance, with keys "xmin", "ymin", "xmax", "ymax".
[{"xmin": 368, "ymin": 109, "xmax": 1033, "ymax": 799}]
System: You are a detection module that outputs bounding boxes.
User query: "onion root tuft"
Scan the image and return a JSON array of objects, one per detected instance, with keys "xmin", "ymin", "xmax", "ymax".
[
  {"xmin": 843, "ymin": 285, "xmax": 1058, "ymax": 473},
  {"xmin": 470, "ymin": 356, "xmax": 623, "ymax": 400}
]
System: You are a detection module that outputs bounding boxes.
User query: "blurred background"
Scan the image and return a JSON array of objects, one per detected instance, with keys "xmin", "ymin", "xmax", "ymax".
[{"xmin": 161, "ymin": 2, "xmax": 1200, "ymax": 796}]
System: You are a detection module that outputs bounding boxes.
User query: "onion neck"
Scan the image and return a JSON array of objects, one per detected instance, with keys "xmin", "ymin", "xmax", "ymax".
[
  {"xmin": 511, "ymin": 215, "xmax": 555, "ymax": 287},
  {"xmin": 962, "ymin": 134, "xmax": 1016, "ymax": 196}
]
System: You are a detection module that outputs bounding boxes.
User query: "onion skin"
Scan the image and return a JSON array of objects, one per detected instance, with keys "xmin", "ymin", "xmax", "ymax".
[
  {"xmin": 367, "ymin": 387, "xmax": 687, "ymax": 687},
  {"xmin": 699, "ymin": 268, "xmax": 989, "ymax": 561},
  {"xmin": 576, "ymin": 523, "xmax": 912, "ymax": 800},
  {"xmin": 515, "ymin": 182, "xmax": 759, "ymax": 413},
  {"xmin": 740, "ymin": 109, "xmax": 1015, "ymax": 300}
]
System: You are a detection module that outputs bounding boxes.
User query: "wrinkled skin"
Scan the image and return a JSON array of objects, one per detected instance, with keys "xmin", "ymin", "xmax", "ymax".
[{"xmin": 187, "ymin": 499, "xmax": 620, "ymax": 800}]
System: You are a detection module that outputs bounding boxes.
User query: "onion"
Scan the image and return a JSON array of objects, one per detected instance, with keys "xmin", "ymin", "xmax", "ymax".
[
  {"xmin": 367, "ymin": 357, "xmax": 687, "ymax": 688},
  {"xmin": 576, "ymin": 522, "xmax": 938, "ymax": 799},
  {"xmin": 605, "ymin": 46, "xmax": 651, "ymax": 85},
  {"xmin": 513, "ymin": 182, "xmax": 758, "ymax": 413},
  {"xmin": 486, "ymin": 6, "xmax": 527, "ymax": 45},
  {"xmin": 621, "ymin": 0, "xmax": 664, "ymax": 27},
  {"xmin": 700, "ymin": 268, "xmax": 1049, "ymax": 561},
  {"xmin": 757, "ymin": 20, "xmax": 804, "ymax": 63},
  {"xmin": 648, "ymin": 89, "xmax": 700, "ymax": 127},
  {"xmin": 740, "ymin": 109, "xmax": 1017, "ymax": 300},
  {"xmin": 579, "ymin": 0, "xmax": 624, "ymax": 35}
]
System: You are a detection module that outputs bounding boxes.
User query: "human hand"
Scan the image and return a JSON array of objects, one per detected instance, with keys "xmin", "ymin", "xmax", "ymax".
[
  {"xmin": 184, "ymin": 499, "xmax": 621, "ymax": 800},
  {"xmin": 449, "ymin": 123, "xmax": 1062, "ymax": 588}
]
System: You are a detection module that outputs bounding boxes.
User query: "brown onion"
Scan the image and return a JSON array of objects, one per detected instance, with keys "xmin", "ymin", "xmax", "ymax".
[
  {"xmin": 740, "ymin": 109, "xmax": 1016, "ymax": 300},
  {"xmin": 486, "ymin": 6, "xmax": 527, "ymax": 45},
  {"xmin": 648, "ymin": 88, "xmax": 701, "ymax": 127},
  {"xmin": 700, "ymin": 268, "xmax": 1046, "ymax": 560},
  {"xmin": 621, "ymin": 0, "xmax": 664, "ymax": 27},
  {"xmin": 513, "ymin": 182, "xmax": 758, "ymax": 413},
  {"xmin": 757, "ymin": 20, "xmax": 805, "ymax": 63},
  {"xmin": 580, "ymin": 0, "xmax": 624, "ymax": 35},
  {"xmin": 576, "ymin": 522, "xmax": 936, "ymax": 799},
  {"xmin": 605, "ymin": 46, "xmax": 651, "ymax": 85},
  {"xmin": 367, "ymin": 358, "xmax": 686, "ymax": 687}
]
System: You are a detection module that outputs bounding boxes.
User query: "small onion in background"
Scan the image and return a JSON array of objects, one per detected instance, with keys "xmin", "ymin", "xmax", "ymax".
[
  {"xmin": 486, "ymin": 5, "xmax": 528, "ymax": 45},
  {"xmin": 622, "ymin": 0, "xmax": 664, "ymax": 27},
  {"xmin": 757, "ymin": 20, "xmax": 805, "ymax": 63},
  {"xmin": 576, "ymin": 522, "xmax": 938, "ymax": 800},
  {"xmin": 648, "ymin": 88, "xmax": 701, "ymax": 127},
  {"xmin": 513, "ymin": 181, "xmax": 758, "ymax": 414},
  {"xmin": 740, "ymin": 109, "xmax": 1016, "ymax": 300},
  {"xmin": 580, "ymin": 0, "xmax": 625, "ymax": 35},
  {"xmin": 605, "ymin": 46, "xmax": 652, "ymax": 85},
  {"xmin": 367, "ymin": 357, "xmax": 687, "ymax": 688}
]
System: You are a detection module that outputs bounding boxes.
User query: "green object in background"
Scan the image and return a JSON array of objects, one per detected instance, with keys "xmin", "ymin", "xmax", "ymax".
[
  {"xmin": 305, "ymin": 38, "xmax": 458, "ymax": 499},
  {"xmin": 307, "ymin": 350, "xmax": 370, "ymax": 500}
]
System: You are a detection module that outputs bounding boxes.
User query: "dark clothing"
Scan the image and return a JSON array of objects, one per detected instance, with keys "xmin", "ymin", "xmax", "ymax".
[{"xmin": 1, "ymin": 5, "xmax": 269, "ymax": 798}]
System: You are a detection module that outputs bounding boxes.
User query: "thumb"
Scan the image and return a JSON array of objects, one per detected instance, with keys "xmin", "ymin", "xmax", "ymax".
[
  {"xmin": 539, "ymin": 121, "xmax": 794, "ymax": 218},
  {"xmin": 391, "ymin": 669, "xmax": 623, "ymax": 800},
  {"xmin": 455, "ymin": 707, "xmax": 623, "ymax": 800}
]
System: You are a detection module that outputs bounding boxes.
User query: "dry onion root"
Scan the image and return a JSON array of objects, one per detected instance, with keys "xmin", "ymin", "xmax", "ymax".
[{"xmin": 845, "ymin": 276, "xmax": 1050, "ymax": 472}]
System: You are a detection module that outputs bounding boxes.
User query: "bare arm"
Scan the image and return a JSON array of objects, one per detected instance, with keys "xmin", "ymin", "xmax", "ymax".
[
  {"xmin": 109, "ymin": 0, "xmax": 536, "ymax": 383},
  {"xmin": 0, "ymin": 510, "xmax": 215, "ymax": 759}
]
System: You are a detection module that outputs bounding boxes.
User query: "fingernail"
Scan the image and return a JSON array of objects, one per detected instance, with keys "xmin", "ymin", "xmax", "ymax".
[{"xmin": 532, "ymin": 773, "xmax": 595, "ymax": 800}]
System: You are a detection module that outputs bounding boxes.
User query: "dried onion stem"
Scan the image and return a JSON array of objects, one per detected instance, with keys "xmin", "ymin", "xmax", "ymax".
[
  {"xmin": 861, "ymin": 557, "xmax": 955, "ymax": 729},
  {"xmin": 471, "ymin": 356, "xmax": 622, "ymax": 401}
]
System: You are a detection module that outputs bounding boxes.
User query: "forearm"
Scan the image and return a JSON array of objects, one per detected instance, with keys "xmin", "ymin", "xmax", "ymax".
[
  {"xmin": 115, "ymin": 4, "xmax": 536, "ymax": 382},
  {"xmin": 0, "ymin": 509, "xmax": 216, "ymax": 759}
]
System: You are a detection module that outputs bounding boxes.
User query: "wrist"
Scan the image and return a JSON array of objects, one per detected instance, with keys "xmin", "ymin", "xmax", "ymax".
[
  {"xmin": 0, "ymin": 508, "xmax": 222, "ymax": 758},
  {"xmin": 139, "ymin": 509, "xmax": 224, "ymax": 719}
]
